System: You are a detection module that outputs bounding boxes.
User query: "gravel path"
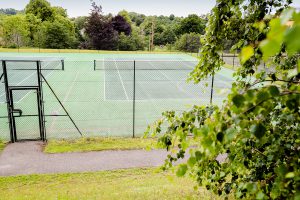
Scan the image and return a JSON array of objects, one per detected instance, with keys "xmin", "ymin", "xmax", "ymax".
[{"xmin": 0, "ymin": 141, "xmax": 171, "ymax": 177}]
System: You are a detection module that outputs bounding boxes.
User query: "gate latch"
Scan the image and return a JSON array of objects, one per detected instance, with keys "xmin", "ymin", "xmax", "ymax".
[{"xmin": 12, "ymin": 109, "xmax": 23, "ymax": 117}]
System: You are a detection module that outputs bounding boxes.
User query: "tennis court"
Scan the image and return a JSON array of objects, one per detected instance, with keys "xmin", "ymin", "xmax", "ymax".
[{"xmin": 0, "ymin": 53, "xmax": 234, "ymax": 140}]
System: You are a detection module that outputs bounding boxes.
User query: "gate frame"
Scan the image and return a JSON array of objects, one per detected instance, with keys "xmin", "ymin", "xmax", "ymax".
[{"xmin": 1, "ymin": 60, "xmax": 46, "ymax": 143}]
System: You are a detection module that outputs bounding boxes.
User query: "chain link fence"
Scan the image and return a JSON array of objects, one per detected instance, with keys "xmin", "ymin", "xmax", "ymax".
[{"xmin": 0, "ymin": 58, "xmax": 234, "ymax": 140}]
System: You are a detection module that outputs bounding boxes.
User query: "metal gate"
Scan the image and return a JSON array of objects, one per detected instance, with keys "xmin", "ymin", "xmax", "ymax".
[
  {"xmin": 9, "ymin": 88, "xmax": 44, "ymax": 141},
  {"xmin": 1, "ymin": 59, "xmax": 82, "ymax": 142},
  {"xmin": 1, "ymin": 60, "xmax": 46, "ymax": 142}
]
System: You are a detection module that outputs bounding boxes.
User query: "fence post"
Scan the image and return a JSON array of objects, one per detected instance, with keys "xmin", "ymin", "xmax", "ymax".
[
  {"xmin": 233, "ymin": 53, "xmax": 235, "ymax": 69},
  {"xmin": 94, "ymin": 60, "xmax": 96, "ymax": 71},
  {"xmin": 133, "ymin": 60, "xmax": 136, "ymax": 138},
  {"xmin": 210, "ymin": 71, "xmax": 215, "ymax": 105},
  {"xmin": 61, "ymin": 60, "xmax": 65, "ymax": 71}
]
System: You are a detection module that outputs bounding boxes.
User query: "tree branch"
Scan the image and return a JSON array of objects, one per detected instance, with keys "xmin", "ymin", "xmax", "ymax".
[{"xmin": 250, "ymin": 79, "xmax": 300, "ymax": 88}]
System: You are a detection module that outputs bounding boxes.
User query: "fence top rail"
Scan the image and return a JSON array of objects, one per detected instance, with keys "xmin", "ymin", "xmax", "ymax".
[
  {"xmin": 95, "ymin": 59, "xmax": 199, "ymax": 62},
  {"xmin": 220, "ymin": 53, "xmax": 299, "ymax": 58},
  {"xmin": 1, "ymin": 59, "xmax": 64, "ymax": 63}
]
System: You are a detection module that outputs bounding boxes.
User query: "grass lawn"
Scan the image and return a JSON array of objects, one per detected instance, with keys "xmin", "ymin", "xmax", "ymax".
[
  {"xmin": 0, "ymin": 140, "xmax": 6, "ymax": 152},
  {"xmin": 223, "ymin": 64, "xmax": 236, "ymax": 70},
  {"xmin": 44, "ymin": 137, "xmax": 159, "ymax": 153},
  {"xmin": 0, "ymin": 168, "xmax": 217, "ymax": 200},
  {"xmin": 0, "ymin": 47, "xmax": 184, "ymax": 54}
]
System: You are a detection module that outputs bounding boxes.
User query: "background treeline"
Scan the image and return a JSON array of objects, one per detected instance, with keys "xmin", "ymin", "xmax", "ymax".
[{"xmin": 0, "ymin": 0, "xmax": 207, "ymax": 52}]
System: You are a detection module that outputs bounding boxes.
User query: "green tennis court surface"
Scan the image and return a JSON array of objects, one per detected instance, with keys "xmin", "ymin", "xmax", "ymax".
[{"xmin": 0, "ymin": 53, "xmax": 234, "ymax": 140}]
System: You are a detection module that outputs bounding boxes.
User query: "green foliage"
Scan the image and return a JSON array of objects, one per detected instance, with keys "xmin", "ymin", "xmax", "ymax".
[
  {"xmin": 40, "ymin": 18, "xmax": 76, "ymax": 49},
  {"xmin": 25, "ymin": 0, "xmax": 54, "ymax": 22},
  {"xmin": 129, "ymin": 12, "xmax": 146, "ymax": 26},
  {"xmin": 0, "ymin": 14, "xmax": 30, "ymax": 47},
  {"xmin": 175, "ymin": 33, "xmax": 201, "ymax": 52},
  {"xmin": 118, "ymin": 31, "xmax": 145, "ymax": 51},
  {"xmin": 0, "ymin": 2, "xmax": 208, "ymax": 51},
  {"xmin": 118, "ymin": 10, "xmax": 132, "ymax": 24},
  {"xmin": 146, "ymin": 1, "xmax": 300, "ymax": 199},
  {"xmin": 0, "ymin": 0, "xmax": 77, "ymax": 49},
  {"xmin": 176, "ymin": 14, "xmax": 206, "ymax": 35},
  {"xmin": 52, "ymin": 6, "xmax": 68, "ymax": 18},
  {"xmin": 154, "ymin": 27, "xmax": 177, "ymax": 45},
  {"xmin": 25, "ymin": 13, "xmax": 42, "ymax": 44},
  {"xmin": 140, "ymin": 15, "xmax": 182, "ymax": 37}
]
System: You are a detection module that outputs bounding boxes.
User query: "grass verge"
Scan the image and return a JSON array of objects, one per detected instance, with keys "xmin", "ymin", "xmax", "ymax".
[
  {"xmin": 0, "ymin": 168, "xmax": 216, "ymax": 200},
  {"xmin": 0, "ymin": 48, "xmax": 184, "ymax": 54},
  {"xmin": 44, "ymin": 137, "xmax": 159, "ymax": 153},
  {"xmin": 223, "ymin": 64, "xmax": 236, "ymax": 70},
  {"xmin": 0, "ymin": 140, "xmax": 6, "ymax": 152}
]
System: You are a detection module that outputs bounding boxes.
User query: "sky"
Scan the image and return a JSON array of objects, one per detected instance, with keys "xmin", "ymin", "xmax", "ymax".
[{"xmin": 1, "ymin": 0, "xmax": 300, "ymax": 18}]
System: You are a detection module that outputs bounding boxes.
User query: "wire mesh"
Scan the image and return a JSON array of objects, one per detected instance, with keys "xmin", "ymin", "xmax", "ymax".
[
  {"xmin": 11, "ymin": 90, "xmax": 40, "ymax": 140},
  {"xmin": 0, "ymin": 65, "xmax": 10, "ymax": 140},
  {"xmin": 221, "ymin": 54, "xmax": 272, "ymax": 73},
  {"xmin": 95, "ymin": 59, "xmax": 199, "ymax": 70},
  {"xmin": 0, "ymin": 59, "xmax": 233, "ymax": 140}
]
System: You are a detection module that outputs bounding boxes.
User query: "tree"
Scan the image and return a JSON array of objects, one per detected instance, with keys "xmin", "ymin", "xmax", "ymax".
[
  {"xmin": 40, "ymin": 19, "xmax": 76, "ymax": 49},
  {"xmin": 154, "ymin": 28, "xmax": 176, "ymax": 46},
  {"xmin": 169, "ymin": 14, "xmax": 175, "ymax": 21},
  {"xmin": 0, "ymin": 15, "xmax": 29, "ymax": 47},
  {"xmin": 118, "ymin": 31, "xmax": 144, "ymax": 51},
  {"xmin": 129, "ymin": 12, "xmax": 146, "ymax": 26},
  {"xmin": 25, "ymin": 13, "xmax": 42, "ymax": 44},
  {"xmin": 72, "ymin": 16, "xmax": 87, "ymax": 45},
  {"xmin": 73, "ymin": 16, "xmax": 87, "ymax": 31},
  {"xmin": 84, "ymin": 2, "xmax": 118, "ymax": 50},
  {"xmin": 161, "ymin": 27, "xmax": 177, "ymax": 44},
  {"xmin": 118, "ymin": 10, "xmax": 132, "ymax": 24},
  {"xmin": 146, "ymin": 0, "xmax": 300, "ymax": 199},
  {"xmin": 175, "ymin": 33, "xmax": 200, "ymax": 52},
  {"xmin": 177, "ymin": 14, "xmax": 206, "ymax": 35},
  {"xmin": 52, "ymin": 6, "xmax": 68, "ymax": 18},
  {"xmin": 25, "ymin": 0, "xmax": 54, "ymax": 22},
  {"xmin": 111, "ymin": 15, "xmax": 131, "ymax": 36}
]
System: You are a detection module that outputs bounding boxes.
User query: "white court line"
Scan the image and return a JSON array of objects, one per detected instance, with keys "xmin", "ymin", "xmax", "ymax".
[
  {"xmin": 0, "ymin": 70, "xmax": 37, "ymax": 100},
  {"xmin": 114, "ymin": 58, "xmax": 129, "ymax": 100},
  {"xmin": 62, "ymin": 71, "xmax": 80, "ymax": 102},
  {"xmin": 8, "ymin": 61, "xmax": 59, "ymax": 103},
  {"xmin": 49, "ymin": 70, "xmax": 80, "ymax": 131},
  {"xmin": 148, "ymin": 62, "xmax": 194, "ymax": 97},
  {"xmin": 0, "ymin": 60, "xmax": 61, "ymax": 104}
]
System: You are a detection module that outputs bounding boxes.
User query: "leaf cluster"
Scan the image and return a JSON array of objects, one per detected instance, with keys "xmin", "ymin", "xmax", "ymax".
[{"xmin": 146, "ymin": 1, "xmax": 300, "ymax": 199}]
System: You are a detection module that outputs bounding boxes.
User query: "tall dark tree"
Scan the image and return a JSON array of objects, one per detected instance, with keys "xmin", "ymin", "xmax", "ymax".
[
  {"xmin": 84, "ymin": 2, "xmax": 118, "ymax": 50},
  {"xmin": 111, "ymin": 15, "xmax": 131, "ymax": 36}
]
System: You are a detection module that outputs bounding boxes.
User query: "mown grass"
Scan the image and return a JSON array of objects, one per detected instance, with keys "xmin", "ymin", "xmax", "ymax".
[
  {"xmin": 0, "ymin": 47, "xmax": 184, "ymax": 54},
  {"xmin": 0, "ymin": 168, "xmax": 217, "ymax": 200},
  {"xmin": 44, "ymin": 137, "xmax": 159, "ymax": 153},
  {"xmin": 0, "ymin": 140, "xmax": 6, "ymax": 152},
  {"xmin": 223, "ymin": 63, "xmax": 236, "ymax": 70}
]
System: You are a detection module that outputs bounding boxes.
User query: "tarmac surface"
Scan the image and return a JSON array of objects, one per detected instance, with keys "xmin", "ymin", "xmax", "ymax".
[
  {"xmin": 0, "ymin": 141, "xmax": 227, "ymax": 177},
  {"xmin": 0, "ymin": 141, "xmax": 171, "ymax": 176}
]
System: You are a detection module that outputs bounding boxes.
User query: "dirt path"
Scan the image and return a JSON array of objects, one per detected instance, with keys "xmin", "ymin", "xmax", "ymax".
[{"xmin": 0, "ymin": 141, "xmax": 171, "ymax": 177}]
